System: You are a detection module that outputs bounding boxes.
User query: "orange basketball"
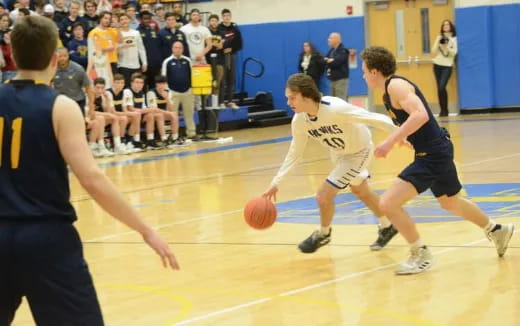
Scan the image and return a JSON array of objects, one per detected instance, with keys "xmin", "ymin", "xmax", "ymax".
[{"xmin": 243, "ymin": 197, "xmax": 277, "ymax": 230}]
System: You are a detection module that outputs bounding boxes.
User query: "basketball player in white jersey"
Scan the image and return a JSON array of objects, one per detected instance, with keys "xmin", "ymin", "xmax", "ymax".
[{"xmin": 264, "ymin": 73, "xmax": 402, "ymax": 253}]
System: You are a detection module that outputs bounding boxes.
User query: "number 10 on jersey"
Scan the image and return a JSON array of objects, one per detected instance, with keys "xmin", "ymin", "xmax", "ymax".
[{"xmin": 0, "ymin": 117, "xmax": 23, "ymax": 169}]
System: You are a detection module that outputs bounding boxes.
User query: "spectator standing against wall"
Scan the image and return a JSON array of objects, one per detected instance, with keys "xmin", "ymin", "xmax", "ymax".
[
  {"xmin": 218, "ymin": 8, "xmax": 242, "ymax": 109},
  {"xmin": 158, "ymin": 12, "xmax": 189, "ymax": 62},
  {"xmin": 117, "ymin": 13, "xmax": 147, "ymax": 88},
  {"xmin": 125, "ymin": 4, "xmax": 140, "ymax": 30},
  {"xmin": 325, "ymin": 32, "xmax": 349, "ymax": 101},
  {"xmin": 180, "ymin": 9, "xmax": 211, "ymax": 64},
  {"xmin": 162, "ymin": 41, "xmax": 197, "ymax": 139},
  {"xmin": 138, "ymin": 10, "xmax": 162, "ymax": 90},
  {"xmin": 88, "ymin": 11, "xmax": 120, "ymax": 75},
  {"xmin": 432, "ymin": 19, "xmax": 457, "ymax": 117},
  {"xmin": 298, "ymin": 41, "xmax": 325, "ymax": 89},
  {"xmin": 206, "ymin": 14, "xmax": 225, "ymax": 108}
]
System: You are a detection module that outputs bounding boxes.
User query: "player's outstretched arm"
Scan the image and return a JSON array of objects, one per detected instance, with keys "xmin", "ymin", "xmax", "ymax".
[{"xmin": 52, "ymin": 95, "xmax": 180, "ymax": 270}]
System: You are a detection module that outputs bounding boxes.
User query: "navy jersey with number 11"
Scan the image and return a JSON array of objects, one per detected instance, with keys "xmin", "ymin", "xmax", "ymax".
[{"xmin": 0, "ymin": 80, "xmax": 77, "ymax": 221}]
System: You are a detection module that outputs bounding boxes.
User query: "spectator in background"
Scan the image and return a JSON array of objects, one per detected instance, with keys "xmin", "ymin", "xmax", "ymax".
[
  {"xmin": 206, "ymin": 14, "xmax": 225, "ymax": 108},
  {"xmin": 82, "ymin": 0, "xmax": 99, "ymax": 33},
  {"xmin": 42, "ymin": 4, "xmax": 57, "ymax": 25},
  {"xmin": 154, "ymin": 4, "xmax": 166, "ymax": 29},
  {"xmin": 172, "ymin": 1, "xmax": 187, "ymax": 26},
  {"xmin": 97, "ymin": 0, "xmax": 112, "ymax": 14},
  {"xmin": 432, "ymin": 19, "xmax": 457, "ymax": 117},
  {"xmin": 298, "ymin": 41, "xmax": 325, "ymax": 88},
  {"xmin": 1, "ymin": 29, "xmax": 16, "ymax": 82},
  {"xmin": 68, "ymin": 22, "xmax": 88, "ymax": 69},
  {"xmin": 158, "ymin": 12, "xmax": 189, "ymax": 61},
  {"xmin": 88, "ymin": 11, "xmax": 120, "ymax": 75},
  {"xmin": 0, "ymin": 3, "xmax": 6, "ymax": 16},
  {"xmin": 125, "ymin": 4, "xmax": 139, "ymax": 30},
  {"xmin": 59, "ymin": 0, "xmax": 83, "ymax": 47},
  {"xmin": 16, "ymin": 8, "xmax": 31, "ymax": 23},
  {"xmin": 138, "ymin": 10, "xmax": 162, "ymax": 89},
  {"xmin": 52, "ymin": 0, "xmax": 68, "ymax": 25},
  {"xmin": 325, "ymin": 32, "xmax": 349, "ymax": 101},
  {"xmin": 9, "ymin": 0, "xmax": 36, "ymax": 22},
  {"xmin": 117, "ymin": 13, "xmax": 147, "ymax": 88},
  {"xmin": 0, "ymin": 14, "xmax": 10, "ymax": 41},
  {"xmin": 218, "ymin": 8, "xmax": 242, "ymax": 109},
  {"xmin": 162, "ymin": 41, "xmax": 197, "ymax": 139},
  {"xmin": 180, "ymin": 8, "xmax": 211, "ymax": 64},
  {"xmin": 139, "ymin": 4, "xmax": 159, "ymax": 31},
  {"xmin": 87, "ymin": 34, "xmax": 113, "ymax": 88}
]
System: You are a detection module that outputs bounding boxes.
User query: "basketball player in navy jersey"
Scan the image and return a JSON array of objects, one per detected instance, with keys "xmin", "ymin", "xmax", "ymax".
[
  {"xmin": 0, "ymin": 16, "xmax": 179, "ymax": 325},
  {"xmin": 360, "ymin": 46, "xmax": 514, "ymax": 275}
]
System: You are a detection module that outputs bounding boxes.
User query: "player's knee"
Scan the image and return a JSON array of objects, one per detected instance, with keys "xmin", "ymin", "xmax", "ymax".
[
  {"xmin": 316, "ymin": 191, "xmax": 333, "ymax": 207},
  {"xmin": 439, "ymin": 197, "xmax": 458, "ymax": 212},
  {"xmin": 350, "ymin": 184, "xmax": 367, "ymax": 198},
  {"xmin": 379, "ymin": 197, "xmax": 395, "ymax": 215}
]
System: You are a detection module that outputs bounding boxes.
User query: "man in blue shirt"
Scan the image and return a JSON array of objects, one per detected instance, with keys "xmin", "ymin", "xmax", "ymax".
[
  {"xmin": 162, "ymin": 41, "xmax": 196, "ymax": 138},
  {"xmin": 138, "ymin": 10, "xmax": 162, "ymax": 90},
  {"xmin": 158, "ymin": 12, "xmax": 189, "ymax": 62}
]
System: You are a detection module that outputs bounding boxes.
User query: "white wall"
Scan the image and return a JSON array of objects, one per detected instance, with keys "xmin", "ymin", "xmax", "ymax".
[
  {"xmin": 188, "ymin": 0, "xmax": 518, "ymax": 25},
  {"xmin": 186, "ymin": 0, "xmax": 364, "ymax": 25},
  {"xmin": 455, "ymin": 0, "xmax": 519, "ymax": 8}
]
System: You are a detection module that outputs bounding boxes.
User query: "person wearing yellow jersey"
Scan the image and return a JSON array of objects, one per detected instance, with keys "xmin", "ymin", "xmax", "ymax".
[{"xmin": 88, "ymin": 11, "xmax": 120, "ymax": 75}]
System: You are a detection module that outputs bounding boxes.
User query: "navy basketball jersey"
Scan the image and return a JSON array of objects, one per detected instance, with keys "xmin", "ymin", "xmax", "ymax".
[
  {"xmin": 132, "ymin": 89, "xmax": 146, "ymax": 109},
  {"xmin": 384, "ymin": 75, "xmax": 444, "ymax": 151},
  {"xmin": 0, "ymin": 80, "xmax": 77, "ymax": 221},
  {"xmin": 151, "ymin": 88, "xmax": 167, "ymax": 110},
  {"xmin": 108, "ymin": 88, "xmax": 124, "ymax": 112}
]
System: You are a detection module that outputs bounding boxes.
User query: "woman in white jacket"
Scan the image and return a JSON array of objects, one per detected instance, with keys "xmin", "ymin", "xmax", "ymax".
[{"xmin": 432, "ymin": 19, "xmax": 457, "ymax": 117}]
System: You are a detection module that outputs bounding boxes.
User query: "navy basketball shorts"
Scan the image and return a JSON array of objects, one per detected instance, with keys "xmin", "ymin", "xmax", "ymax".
[
  {"xmin": 398, "ymin": 139, "xmax": 462, "ymax": 197},
  {"xmin": 327, "ymin": 147, "xmax": 372, "ymax": 190},
  {"xmin": 0, "ymin": 220, "xmax": 104, "ymax": 326}
]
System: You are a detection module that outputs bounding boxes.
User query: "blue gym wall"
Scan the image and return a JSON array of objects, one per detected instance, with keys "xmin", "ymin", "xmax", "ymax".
[
  {"xmin": 455, "ymin": 3, "xmax": 520, "ymax": 110},
  {"xmin": 231, "ymin": 3, "xmax": 519, "ymax": 112},
  {"xmin": 236, "ymin": 17, "xmax": 365, "ymax": 113}
]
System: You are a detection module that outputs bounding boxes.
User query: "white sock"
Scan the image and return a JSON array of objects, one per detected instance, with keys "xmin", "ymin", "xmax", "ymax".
[
  {"xmin": 378, "ymin": 216, "xmax": 392, "ymax": 228},
  {"xmin": 172, "ymin": 133, "xmax": 179, "ymax": 140},
  {"xmin": 320, "ymin": 226, "xmax": 331, "ymax": 236},
  {"xmin": 410, "ymin": 239, "xmax": 425, "ymax": 250},
  {"xmin": 133, "ymin": 134, "xmax": 140, "ymax": 142},
  {"xmin": 114, "ymin": 136, "xmax": 121, "ymax": 148},
  {"xmin": 89, "ymin": 142, "xmax": 97, "ymax": 149},
  {"xmin": 484, "ymin": 219, "xmax": 497, "ymax": 233},
  {"xmin": 161, "ymin": 134, "xmax": 168, "ymax": 141},
  {"xmin": 97, "ymin": 140, "xmax": 106, "ymax": 149},
  {"xmin": 147, "ymin": 133, "xmax": 154, "ymax": 140}
]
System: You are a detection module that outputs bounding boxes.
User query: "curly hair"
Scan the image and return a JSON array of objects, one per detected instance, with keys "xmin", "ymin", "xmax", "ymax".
[{"xmin": 360, "ymin": 46, "xmax": 396, "ymax": 77}]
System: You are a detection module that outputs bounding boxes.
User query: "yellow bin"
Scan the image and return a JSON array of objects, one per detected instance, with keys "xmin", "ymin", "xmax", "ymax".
[{"xmin": 192, "ymin": 64, "xmax": 213, "ymax": 95}]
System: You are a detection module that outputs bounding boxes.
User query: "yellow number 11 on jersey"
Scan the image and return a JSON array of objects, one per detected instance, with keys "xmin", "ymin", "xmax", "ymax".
[{"xmin": 0, "ymin": 117, "xmax": 23, "ymax": 169}]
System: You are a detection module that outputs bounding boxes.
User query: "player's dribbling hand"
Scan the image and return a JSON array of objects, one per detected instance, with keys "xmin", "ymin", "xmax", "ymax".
[
  {"xmin": 262, "ymin": 186, "xmax": 278, "ymax": 202},
  {"xmin": 374, "ymin": 139, "xmax": 394, "ymax": 158},
  {"xmin": 142, "ymin": 229, "xmax": 180, "ymax": 270}
]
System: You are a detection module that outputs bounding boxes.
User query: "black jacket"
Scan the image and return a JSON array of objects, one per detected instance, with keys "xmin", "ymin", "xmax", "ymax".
[
  {"xmin": 325, "ymin": 43, "xmax": 349, "ymax": 81},
  {"xmin": 218, "ymin": 22, "xmax": 243, "ymax": 54},
  {"xmin": 298, "ymin": 52, "xmax": 325, "ymax": 83}
]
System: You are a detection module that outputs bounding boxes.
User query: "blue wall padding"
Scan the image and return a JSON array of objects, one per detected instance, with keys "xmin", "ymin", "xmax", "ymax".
[
  {"xmin": 236, "ymin": 17, "xmax": 366, "ymax": 112},
  {"xmin": 456, "ymin": 4, "xmax": 520, "ymax": 110}
]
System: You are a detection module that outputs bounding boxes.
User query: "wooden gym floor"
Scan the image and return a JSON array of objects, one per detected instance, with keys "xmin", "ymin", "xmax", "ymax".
[{"xmin": 11, "ymin": 113, "xmax": 520, "ymax": 326}]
